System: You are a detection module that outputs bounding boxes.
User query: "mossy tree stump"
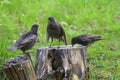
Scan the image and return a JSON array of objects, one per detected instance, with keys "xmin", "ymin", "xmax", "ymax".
[{"xmin": 36, "ymin": 45, "xmax": 89, "ymax": 80}]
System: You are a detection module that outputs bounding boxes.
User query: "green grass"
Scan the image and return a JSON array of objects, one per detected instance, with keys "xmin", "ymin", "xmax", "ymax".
[{"xmin": 0, "ymin": 0, "xmax": 120, "ymax": 79}]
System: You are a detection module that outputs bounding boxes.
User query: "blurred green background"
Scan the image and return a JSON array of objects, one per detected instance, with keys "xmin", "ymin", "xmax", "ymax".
[{"xmin": 0, "ymin": 0, "xmax": 120, "ymax": 80}]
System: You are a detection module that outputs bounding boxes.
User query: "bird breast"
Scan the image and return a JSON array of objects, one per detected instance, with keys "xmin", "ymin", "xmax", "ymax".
[{"xmin": 48, "ymin": 26, "xmax": 61, "ymax": 38}]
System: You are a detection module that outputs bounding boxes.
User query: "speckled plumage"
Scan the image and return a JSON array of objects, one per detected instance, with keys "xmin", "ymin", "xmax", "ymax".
[
  {"xmin": 9, "ymin": 24, "xmax": 39, "ymax": 53},
  {"xmin": 46, "ymin": 17, "xmax": 67, "ymax": 46},
  {"xmin": 71, "ymin": 34, "xmax": 102, "ymax": 46}
]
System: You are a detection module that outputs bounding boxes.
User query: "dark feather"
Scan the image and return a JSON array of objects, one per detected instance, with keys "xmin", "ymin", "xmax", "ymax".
[
  {"xmin": 9, "ymin": 24, "xmax": 39, "ymax": 53},
  {"xmin": 71, "ymin": 34, "xmax": 102, "ymax": 46},
  {"xmin": 46, "ymin": 17, "xmax": 67, "ymax": 46}
]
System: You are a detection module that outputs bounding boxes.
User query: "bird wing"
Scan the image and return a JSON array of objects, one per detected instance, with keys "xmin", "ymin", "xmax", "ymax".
[
  {"xmin": 11, "ymin": 32, "xmax": 31, "ymax": 48},
  {"xmin": 46, "ymin": 25, "xmax": 50, "ymax": 42},
  {"xmin": 87, "ymin": 34, "xmax": 101, "ymax": 40},
  {"xmin": 81, "ymin": 34, "xmax": 102, "ymax": 42},
  {"xmin": 60, "ymin": 26, "xmax": 67, "ymax": 45},
  {"xmin": 78, "ymin": 34, "xmax": 90, "ymax": 41},
  {"xmin": 87, "ymin": 34, "xmax": 97, "ymax": 39},
  {"xmin": 20, "ymin": 34, "xmax": 36, "ymax": 45},
  {"xmin": 56, "ymin": 22, "xmax": 64, "ymax": 37}
]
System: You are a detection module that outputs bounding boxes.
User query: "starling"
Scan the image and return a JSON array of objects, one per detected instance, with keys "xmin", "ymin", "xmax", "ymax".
[
  {"xmin": 46, "ymin": 17, "xmax": 67, "ymax": 47},
  {"xmin": 9, "ymin": 24, "xmax": 39, "ymax": 53},
  {"xmin": 71, "ymin": 34, "xmax": 102, "ymax": 46}
]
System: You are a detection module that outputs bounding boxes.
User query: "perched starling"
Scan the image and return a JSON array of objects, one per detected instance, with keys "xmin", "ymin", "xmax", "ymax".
[
  {"xmin": 9, "ymin": 24, "xmax": 39, "ymax": 53},
  {"xmin": 46, "ymin": 17, "xmax": 67, "ymax": 47},
  {"xmin": 71, "ymin": 34, "xmax": 102, "ymax": 46}
]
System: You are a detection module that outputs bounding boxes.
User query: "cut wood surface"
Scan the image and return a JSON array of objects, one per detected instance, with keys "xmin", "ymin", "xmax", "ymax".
[
  {"xmin": 3, "ymin": 55, "xmax": 37, "ymax": 80},
  {"xmin": 36, "ymin": 45, "xmax": 89, "ymax": 80}
]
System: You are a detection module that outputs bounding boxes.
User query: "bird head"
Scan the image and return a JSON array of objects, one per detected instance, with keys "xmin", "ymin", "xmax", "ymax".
[
  {"xmin": 48, "ymin": 17, "xmax": 55, "ymax": 24},
  {"xmin": 31, "ymin": 24, "xmax": 39, "ymax": 34},
  {"xmin": 71, "ymin": 38, "xmax": 76, "ymax": 47}
]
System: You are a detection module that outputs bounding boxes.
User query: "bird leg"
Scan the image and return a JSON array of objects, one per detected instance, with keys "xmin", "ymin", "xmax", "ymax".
[
  {"xmin": 49, "ymin": 38, "xmax": 53, "ymax": 47},
  {"xmin": 57, "ymin": 39, "xmax": 61, "ymax": 49},
  {"xmin": 24, "ymin": 51, "xmax": 32, "ymax": 64}
]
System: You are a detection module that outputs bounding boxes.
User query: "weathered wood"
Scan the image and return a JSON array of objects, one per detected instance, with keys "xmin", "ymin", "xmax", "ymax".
[
  {"xmin": 36, "ymin": 45, "xmax": 89, "ymax": 80},
  {"xmin": 3, "ymin": 55, "xmax": 37, "ymax": 80}
]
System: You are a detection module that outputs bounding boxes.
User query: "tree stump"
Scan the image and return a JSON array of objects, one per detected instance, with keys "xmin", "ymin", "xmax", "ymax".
[
  {"xmin": 3, "ymin": 55, "xmax": 37, "ymax": 80},
  {"xmin": 36, "ymin": 45, "xmax": 89, "ymax": 80}
]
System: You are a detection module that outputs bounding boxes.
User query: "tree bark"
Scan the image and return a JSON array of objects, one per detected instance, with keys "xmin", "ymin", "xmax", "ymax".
[
  {"xmin": 36, "ymin": 45, "xmax": 89, "ymax": 80},
  {"xmin": 3, "ymin": 55, "xmax": 37, "ymax": 80}
]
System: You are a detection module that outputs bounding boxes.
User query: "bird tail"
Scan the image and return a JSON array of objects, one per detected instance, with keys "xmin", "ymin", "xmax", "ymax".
[
  {"xmin": 93, "ymin": 36, "xmax": 103, "ymax": 41},
  {"xmin": 9, "ymin": 46, "xmax": 17, "ymax": 52},
  {"xmin": 60, "ymin": 27, "xmax": 67, "ymax": 46}
]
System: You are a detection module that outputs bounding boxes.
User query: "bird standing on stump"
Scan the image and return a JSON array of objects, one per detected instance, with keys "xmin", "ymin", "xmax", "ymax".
[
  {"xmin": 9, "ymin": 24, "xmax": 39, "ymax": 54},
  {"xmin": 46, "ymin": 17, "xmax": 67, "ymax": 47},
  {"xmin": 71, "ymin": 34, "xmax": 102, "ymax": 47}
]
